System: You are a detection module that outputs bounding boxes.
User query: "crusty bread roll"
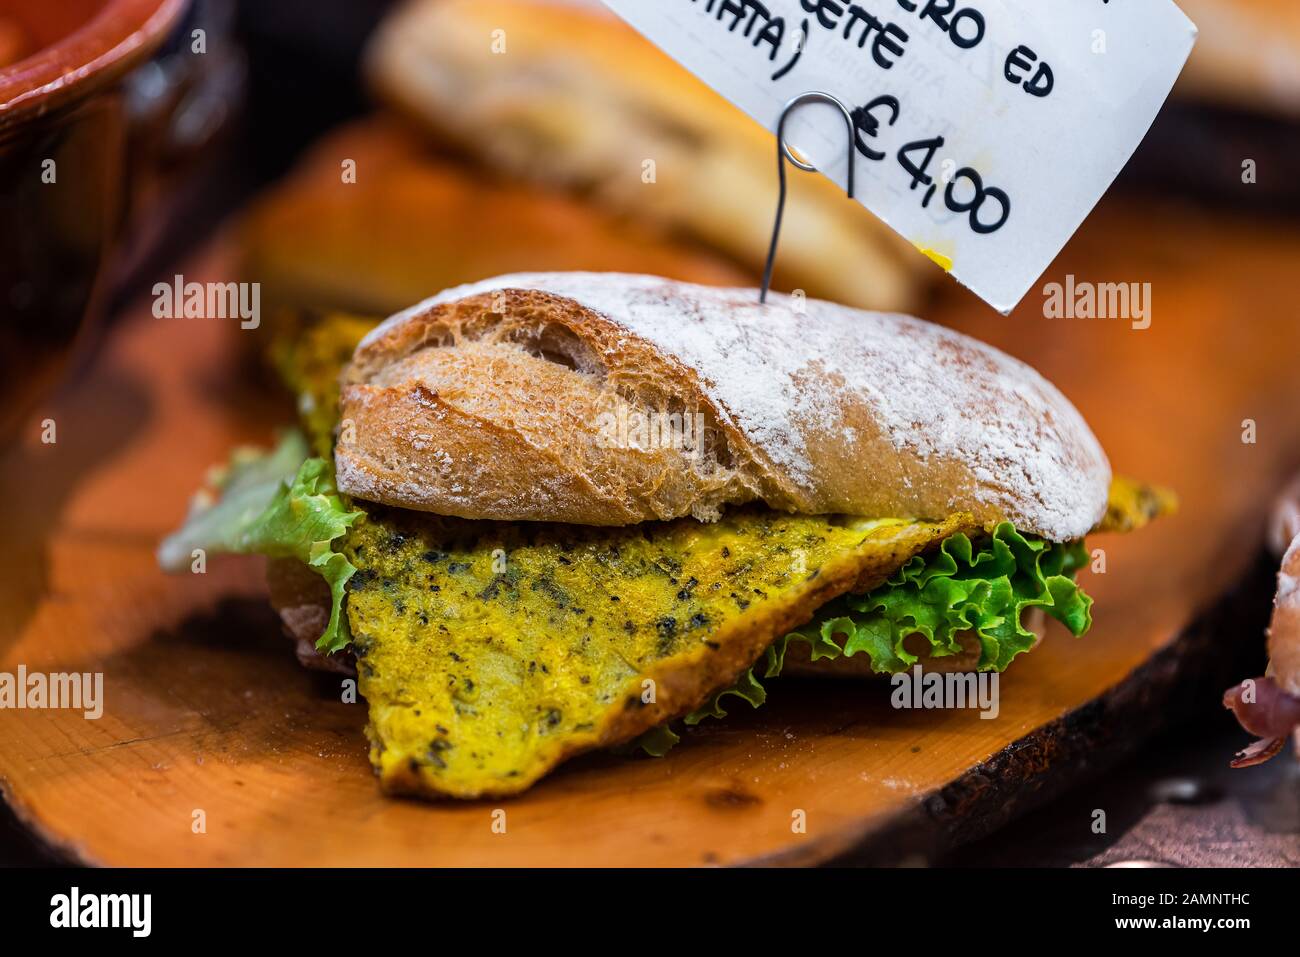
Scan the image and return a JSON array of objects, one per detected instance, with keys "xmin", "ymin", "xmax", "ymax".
[
  {"xmin": 365, "ymin": 0, "xmax": 926, "ymax": 312},
  {"xmin": 336, "ymin": 273, "xmax": 1111, "ymax": 541},
  {"xmin": 241, "ymin": 118, "xmax": 745, "ymax": 317}
]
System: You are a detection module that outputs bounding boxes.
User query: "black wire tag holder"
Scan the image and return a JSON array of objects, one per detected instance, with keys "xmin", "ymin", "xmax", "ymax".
[{"xmin": 760, "ymin": 91, "xmax": 859, "ymax": 304}]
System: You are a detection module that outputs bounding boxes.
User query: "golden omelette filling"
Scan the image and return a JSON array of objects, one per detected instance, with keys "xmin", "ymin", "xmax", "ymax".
[
  {"xmin": 347, "ymin": 506, "xmax": 981, "ymax": 796},
  {"xmin": 162, "ymin": 314, "xmax": 1175, "ymax": 799}
]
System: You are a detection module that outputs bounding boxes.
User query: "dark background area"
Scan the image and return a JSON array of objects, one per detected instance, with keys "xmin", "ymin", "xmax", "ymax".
[{"xmin": 3, "ymin": 0, "xmax": 1297, "ymax": 867}]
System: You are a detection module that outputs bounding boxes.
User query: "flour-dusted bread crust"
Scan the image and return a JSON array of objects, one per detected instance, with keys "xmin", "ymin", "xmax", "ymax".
[{"xmin": 336, "ymin": 273, "xmax": 1111, "ymax": 541}]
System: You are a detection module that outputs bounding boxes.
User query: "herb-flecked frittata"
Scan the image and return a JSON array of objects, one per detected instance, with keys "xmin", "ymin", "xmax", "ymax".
[{"xmin": 346, "ymin": 505, "xmax": 979, "ymax": 796}]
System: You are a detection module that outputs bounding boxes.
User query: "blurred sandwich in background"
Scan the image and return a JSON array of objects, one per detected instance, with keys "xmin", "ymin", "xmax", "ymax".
[
  {"xmin": 1107, "ymin": 0, "xmax": 1300, "ymax": 207},
  {"xmin": 361, "ymin": 0, "xmax": 926, "ymax": 312},
  {"xmin": 1175, "ymin": 0, "xmax": 1300, "ymax": 117},
  {"xmin": 242, "ymin": 116, "xmax": 746, "ymax": 320}
]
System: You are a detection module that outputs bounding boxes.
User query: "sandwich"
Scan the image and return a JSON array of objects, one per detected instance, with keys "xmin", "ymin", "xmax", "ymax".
[
  {"xmin": 365, "ymin": 0, "xmax": 927, "ymax": 312},
  {"xmin": 1223, "ymin": 480, "xmax": 1300, "ymax": 765},
  {"xmin": 159, "ymin": 273, "xmax": 1173, "ymax": 798}
]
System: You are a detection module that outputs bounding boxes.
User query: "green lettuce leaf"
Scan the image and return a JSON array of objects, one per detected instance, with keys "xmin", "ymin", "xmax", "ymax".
[
  {"xmin": 157, "ymin": 431, "xmax": 363, "ymax": 654},
  {"xmin": 616, "ymin": 723, "xmax": 681, "ymax": 758},
  {"xmin": 633, "ymin": 523, "xmax": 1092, "ymax": 749},
  {"xmin": 157, "ymin": 431, "xmax": 310, "ymax": 571}
]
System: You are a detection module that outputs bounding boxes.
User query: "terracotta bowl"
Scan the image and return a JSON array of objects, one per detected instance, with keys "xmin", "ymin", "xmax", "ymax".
[{"xmin": 0, "ymin": 0, "xmax": 187, "ymax": 443}]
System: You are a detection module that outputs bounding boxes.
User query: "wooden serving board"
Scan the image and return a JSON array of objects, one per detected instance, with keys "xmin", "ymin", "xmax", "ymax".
[{"xmin": 2, "ymin": 198, "xmax": 1298, "ymax": 867}]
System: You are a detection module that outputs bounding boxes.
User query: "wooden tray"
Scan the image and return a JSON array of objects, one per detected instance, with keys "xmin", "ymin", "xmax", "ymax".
[{"xmin": 2, "ymin": 198, "xmax": 1298, "ymax": 866}]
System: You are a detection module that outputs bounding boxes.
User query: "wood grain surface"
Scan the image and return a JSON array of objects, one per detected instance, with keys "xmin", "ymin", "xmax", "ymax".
[{"xmin": 1, "ymin": 197, "xmax": 1298, "ymax": 867}]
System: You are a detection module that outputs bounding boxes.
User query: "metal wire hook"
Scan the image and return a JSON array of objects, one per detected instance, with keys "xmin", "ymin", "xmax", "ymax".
[{"xmin": 760, "ymin": 91, "xmax": 858, "ymax": 304}]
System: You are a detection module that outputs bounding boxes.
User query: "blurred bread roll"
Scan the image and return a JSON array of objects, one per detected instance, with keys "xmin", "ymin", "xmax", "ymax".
[
  {"xmin": 1175, "ymin": 0, "xmax": 1300, "ymax": 116},
  {"xmin": 366, "ymin": 0, "xmax": 927, "ymax": 312},
  {"xmin": 241, "ymin": 117, "xmax": 746, "ymax": 316}
]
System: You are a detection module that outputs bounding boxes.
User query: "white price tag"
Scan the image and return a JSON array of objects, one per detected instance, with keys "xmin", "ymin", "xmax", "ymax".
[{"xmin": 601, "ymin": 0, "xmax": 1196, "ymax": 313}]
